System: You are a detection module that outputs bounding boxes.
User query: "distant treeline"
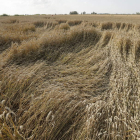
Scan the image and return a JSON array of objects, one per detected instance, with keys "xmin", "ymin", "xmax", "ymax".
[{"xmin": 1, "ymin": 12, "xmax": 140, "ymax": 16}]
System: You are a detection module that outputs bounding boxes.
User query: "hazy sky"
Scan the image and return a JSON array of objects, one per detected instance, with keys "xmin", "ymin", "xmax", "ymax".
[{"xmin": 0, "ymin": 0, "xmax": 139, "ymax": 15}]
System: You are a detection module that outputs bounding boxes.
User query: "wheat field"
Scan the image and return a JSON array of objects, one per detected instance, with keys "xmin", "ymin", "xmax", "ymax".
[{"xmin": 0, "ymin": 15, "xmax": 140, "ymax": 139}]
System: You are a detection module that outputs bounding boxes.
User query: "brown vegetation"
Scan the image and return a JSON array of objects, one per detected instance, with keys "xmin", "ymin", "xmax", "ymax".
[
  {"xmin": 101, "ymin": 22, "xmax": 113, "ymax": 30},
  {"xmin": 59, "ymin": 23, "xmax": 70, "ymax": 30},
  {"xmin": 1, "ymin": 15, "xmax": 140, "ymax": 140},
  {"xmin": 56, "ymin": 19, "xmax": 67, "ymax": 24},
  {"xmin": 67, "ymin": 20, "xmax": 82, "ymax": 26},
  {"xmin": 33, "ymin": 21, "xmax": 47, "ymax": 27}
]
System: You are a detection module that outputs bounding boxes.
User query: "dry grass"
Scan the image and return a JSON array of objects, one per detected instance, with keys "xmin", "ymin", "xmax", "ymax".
[
  {"xmin": 135, "ymin": 40, "xmax": 140, "ymax": 62},
  {"xmin": 3, "ymin": 27, "xmax": 101, "ymax": 64},
  {"xmin": 56, "ymin": 19, "xmax": 67, "ymax": 24},
  {"xmin": 121, "ymin": 22, "xmax": 127, "ymax": 29},
  {"xmin": 115, "ymin": 22, "xmax": 121, "ymax": 29},
  {"xmin": 101, "ymin": 22, "xmax": 113, "ymax": 30},
  {"xmin": 33, "ymin": 21, "xmax": 47, "ymax": 27},
  {"xmin": 59, "ymin": 23, "xmax": 70, "ymax": 30},
  {"xmin": 0, "ymin": 23, "xmax": 37, "ymax": 54},
  {"xmin": 102, "ymin": 31, "xmax": 112, "ymax": 47},
  {"xmin": 1, "ymin": 15, "xmax": 140, "ymax": 140},
  {"xmin": 67, "ymin": 20, "xmax": 82, "ymax": 26},
  {"xmin": 2, "ymin": 19, "xmax": 19, "ymax": 24}
]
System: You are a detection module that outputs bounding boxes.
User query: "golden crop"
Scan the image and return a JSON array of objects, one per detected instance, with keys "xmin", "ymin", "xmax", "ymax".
[{"xmin": 0, "ymin": 14, "xmax": 140, "ymax": 139}]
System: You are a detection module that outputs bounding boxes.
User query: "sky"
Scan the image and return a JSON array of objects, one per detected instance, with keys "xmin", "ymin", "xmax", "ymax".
[{"xmin": 0, "ymin": 0, "xmax": 140, "ymax": 15}]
